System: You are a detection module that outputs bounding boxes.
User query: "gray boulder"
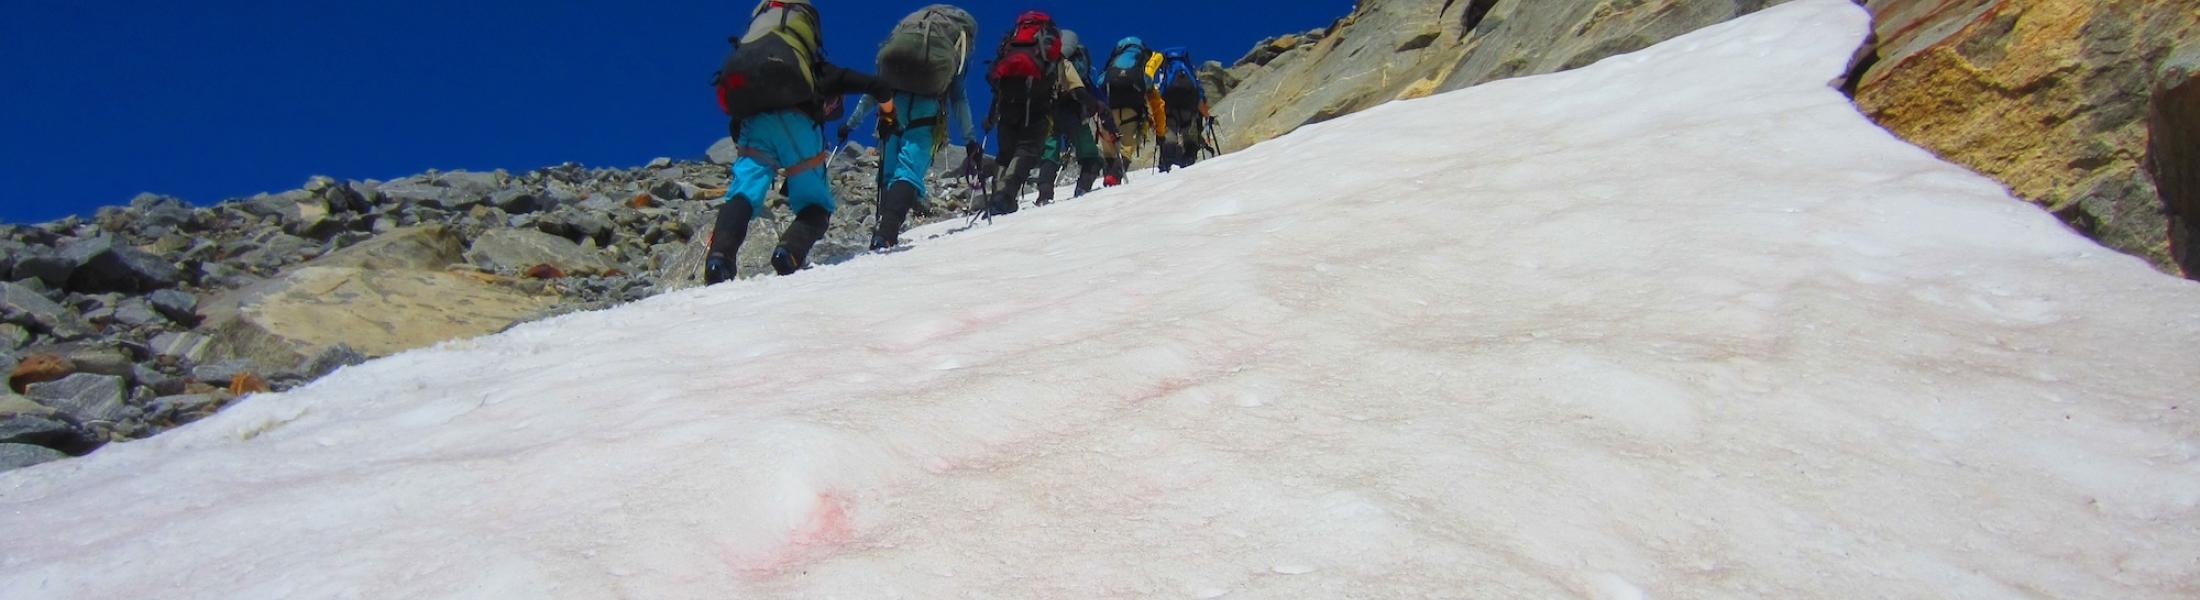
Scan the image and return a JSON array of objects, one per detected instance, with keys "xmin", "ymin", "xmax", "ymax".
[
  {"xmin": 148, "ymin": 394, "xmax": 222, "ymax": 422},
  {"xmin": 707, "ymin": 137, "xmax": 741, "ymax": 165},
  {"xmin": 296, "ymin": 343, "xmax": 367, "ymax": 379},
  {"xmin": 0, "ymin": 323, "xmax": 28, "ymax": 352},
  {"xmin": 110, "ymin": 298, "xmax": 167, "ymax": 328},
  {"xmin": 0, "ymin": 413, "xmax": 77, "ymax": 449},
  {"xmin": 0, "ymin": 282, "xmax": 93, "ymax": 340},
  {"xmin": 537, "ymin": 211, "xmax": 615, "ymax": 246},
  {"xmin": 283, "ymin": 195, "xmax": 347, "ymax": 240},
  {"xmin": 56, "ymin": 344, "xmax": 134, "ymax": 380},
  {"xmin": 0, "ymin": 443, "xmax": 67, "ymax": 472},
  {"xmin": 311, "ymin": 225, "xmax": 464, "ymax": 271},
  {"xmin": 649, "ymin": 179, "xmax": 687, "ymax": 201},
  {"xmin": 26, "ymin": 373, "xmax": 129, "ymax": 425},
  {"xmin": 492, "ymin": 190, "xmax": 543, "ymax": 214},
  {"xmin": 148, "ymin": 289, "xmax": 200, "ymax": 325},
  {"xmin": 465, "ymin": 228, "xmax": 617, "ymax": 275},
  {"xmin": 0, "ymin": 397, "xmax": 97, "ymax": 455},
  {"xmin": 149, "ymin": 331, "xmax": 212, "ymax": 364},
  {"xmin": 12, "ymin": 247, "xmax": 78, "ymax": 288},
  {"xmin": 190, "ymin": 359, "xmax": 258, "ymax": 385},
  {"xmin": 134, "ymin": 363, "xmax": 183, "ymax": 396},
  {"xmin": 230, "ymin": 232, "xmax": 315, "ymax": 273},
  {"xmin": 437, "ymin": 170, "xmax": 506, "ymax": 197},
  {"xmin": 131, "ymin": 193, "xmax": 198, "ymax": 233},
  {"xmin": 377, "ymin": 179, "xmax": 480, "ymax": 211},
  {"xmin": 0, "ymin": 240, "xmax": 19, "ymax": 281}
]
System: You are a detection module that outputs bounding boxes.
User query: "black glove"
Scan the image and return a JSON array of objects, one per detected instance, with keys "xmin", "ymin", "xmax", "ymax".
[{"xmin": 962, "ymin": 143, "xmax": 985, "ymax": 178}]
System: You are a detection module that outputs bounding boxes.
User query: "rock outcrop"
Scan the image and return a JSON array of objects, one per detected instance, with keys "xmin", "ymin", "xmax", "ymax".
[
  {"xmin": 1851, "ymin": 0, "xmax": 2200, "ymax": 275},
  {"xmin": 2149, "ymin": 51, "xmax": 2200, "ymax": 277},
  {"xmin": 1212, "ymin": 0, "xmax": 1795, "ymax": 153}
]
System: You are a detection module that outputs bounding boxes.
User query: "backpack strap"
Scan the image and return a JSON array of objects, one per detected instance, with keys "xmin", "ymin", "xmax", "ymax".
[{"xmin": 739, "ymin": 146, "xmax": 832, "ymax": 176}]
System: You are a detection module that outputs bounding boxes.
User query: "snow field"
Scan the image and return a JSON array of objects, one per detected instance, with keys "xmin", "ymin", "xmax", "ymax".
[{"xmin": 4, "ymin": 1, "xmax": 2198, "ymax": 598}]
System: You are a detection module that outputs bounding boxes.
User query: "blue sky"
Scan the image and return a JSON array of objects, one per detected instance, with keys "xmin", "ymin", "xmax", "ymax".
[{"xmin": 0, "ymin": 1, "xmax": 1343, "ymax": 224}]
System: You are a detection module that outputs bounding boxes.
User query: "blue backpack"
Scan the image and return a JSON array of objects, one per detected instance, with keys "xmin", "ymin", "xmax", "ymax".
[{"xmin": 1157, "ymin": 48, "xmax": 1201, "ymax": 103}]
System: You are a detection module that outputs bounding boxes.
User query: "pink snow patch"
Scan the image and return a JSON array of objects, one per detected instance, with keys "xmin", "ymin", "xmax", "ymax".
[{"xmin": 732, "ymin": 492, "xmax": 857, "ymax": 577}]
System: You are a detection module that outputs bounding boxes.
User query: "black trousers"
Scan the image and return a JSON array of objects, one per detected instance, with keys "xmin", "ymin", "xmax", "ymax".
[{"xmin": 990, "ymin": 110, "xmax": 1051, "ymax": 215}]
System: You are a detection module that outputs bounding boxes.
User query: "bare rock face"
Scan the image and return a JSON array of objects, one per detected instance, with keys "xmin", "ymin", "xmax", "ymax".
[
  {"xmin": 1851, "ymin": 0, "xmax": 2198, "ymax": 272},
  {"xmin": 1212, "ymin": 0, "xmax": 1793, "ymax": 153},
  {"xmin": 2148, "ymin": 52, "xmax": 2200, "ymax": 278}
]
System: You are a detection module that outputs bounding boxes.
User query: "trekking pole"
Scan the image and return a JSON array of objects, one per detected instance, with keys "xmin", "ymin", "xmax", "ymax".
[
  {"xmin": 822, "ymin": 141, "xmax": 849, "ymax": 176},
  {"xmin": 1204, "ymin": 118, "xmax": 1221, "ymax": 160}
]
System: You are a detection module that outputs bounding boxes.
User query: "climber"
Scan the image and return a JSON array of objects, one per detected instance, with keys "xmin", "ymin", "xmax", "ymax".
[
  {"xmin": 839, "ymin": 4, "xmax": 983, "ymax": 251},
  {"xmin": 1034, "ymin": 29, "xmax": 1107, "ymax": 204},
  {"xmin": 706, "ymin": 0, "xmax": 892, "ymax": 283},
  {"xmin": 1155, "ymin": 47, "xmax": 1210, "ymax": 172},
  {"xmin": 981, "ymin": 10, "xmax": 1118, "ymax": 216},
  {"xmin": 1099, "ymin": 36, "xmax": 1166, "ymax": 184}
]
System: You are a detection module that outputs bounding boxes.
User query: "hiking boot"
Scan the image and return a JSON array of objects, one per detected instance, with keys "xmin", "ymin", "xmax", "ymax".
[
  {"xmin": 771, "ymin": 247, "xmax": 802, "ymax": 275},
  {"xmin": 704, "ymin": 255, "xmax": 734, "ymax": 285},
  {"xmin": 774, "ymin": 212, "xmax": 828, "ymax": 275},
  {"xmin": 869, "ymin": 235, "xmax": 896, "ymax": 251}
]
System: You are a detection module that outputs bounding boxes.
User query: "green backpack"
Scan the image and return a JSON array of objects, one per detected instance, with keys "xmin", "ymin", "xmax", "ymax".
[{"xmin": 876, "ymin": 5, "xmax": 978, "ymax": 97}]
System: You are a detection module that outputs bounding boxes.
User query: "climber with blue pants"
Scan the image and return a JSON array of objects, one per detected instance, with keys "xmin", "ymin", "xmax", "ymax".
[
  {"xmin": 841, "ymin": 4, "xmax": 983, "ymax": 250},
  {"xmin": 706, "ymin": 0, "xmax": 891, "ymax": 284}
]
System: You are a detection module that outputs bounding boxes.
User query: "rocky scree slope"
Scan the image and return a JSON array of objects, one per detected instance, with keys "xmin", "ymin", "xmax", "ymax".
[{"xmin": 0, "ymin": 140, "xmax": 981, "ymax": 472}]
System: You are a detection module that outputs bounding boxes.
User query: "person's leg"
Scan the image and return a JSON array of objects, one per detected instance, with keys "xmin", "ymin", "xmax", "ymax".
[
  {"xmin": 874, "ymin": 180, "xmax": 919, "ymax": 249},
  {"xmin": 705, "ymin": 122, "xmax": 781, "ymax": 285},
  {"xmin": 1071, "ymin": 124, "xmax": 1102, "ymax": 196},
  {"xmin": 1036, "ymin": 130, "xmax": 1064, "ymax": 205},
  {"xmin": 990, "ymin": 113, "xmax": 1049, "ymax": 215},
  {"xmin": 875, "ymin": 96, "xmax": 940, "ymax": 249},
  {"xmin": 764, "ymin": 112, "xmax": 835, "ymax": 274}
]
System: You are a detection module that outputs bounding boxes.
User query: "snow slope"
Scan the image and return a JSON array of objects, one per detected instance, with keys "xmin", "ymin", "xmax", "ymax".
[{"xmin": 6, "ymin": 1, "xmax": 2198, "ymax": 597}]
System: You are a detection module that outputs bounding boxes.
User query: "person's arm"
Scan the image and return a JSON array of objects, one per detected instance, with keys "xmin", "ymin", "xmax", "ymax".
[
  {"xmin": 815, "ymin": 62, "xmax": 892, "ymax": 100},
  {"xmin": 1143, "ymin": 54, "xmax": 1168, "ymax": 137},
  {"xmin": 1148, "ymin": 90, "xmax": 1168, "ymax": 137},
  {"xmin": 840, "ymin": 95, "xmax": 878, "ymax": 142}
]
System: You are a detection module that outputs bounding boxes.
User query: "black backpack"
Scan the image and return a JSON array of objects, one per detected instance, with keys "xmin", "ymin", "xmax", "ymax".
[
  {"xmin": 1103, "ymin": 39, "xmax": 1151, "ymax": 110},
  {"xmin": 714, "ymin": 0, "xmax": 825, "ymax": 120}
]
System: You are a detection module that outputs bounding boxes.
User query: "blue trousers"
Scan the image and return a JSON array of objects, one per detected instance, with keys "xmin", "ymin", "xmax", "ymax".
[
  {"xmin": 726, "ymin": 110, "xmax": 835, "ymax": 217},
  {"xmin": 878, "ymin": 92, "xmax": 944, "ymax": 199}
]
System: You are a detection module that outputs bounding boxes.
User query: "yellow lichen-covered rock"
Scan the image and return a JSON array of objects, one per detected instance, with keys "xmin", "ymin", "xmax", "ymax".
[
  {"xmin": 1854, "ymin": 0, "xmax": 2196, "ymax": 272},
  {"xmin": 199, "ymin": 263, "xmax": 555, "ymax": 371}
]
